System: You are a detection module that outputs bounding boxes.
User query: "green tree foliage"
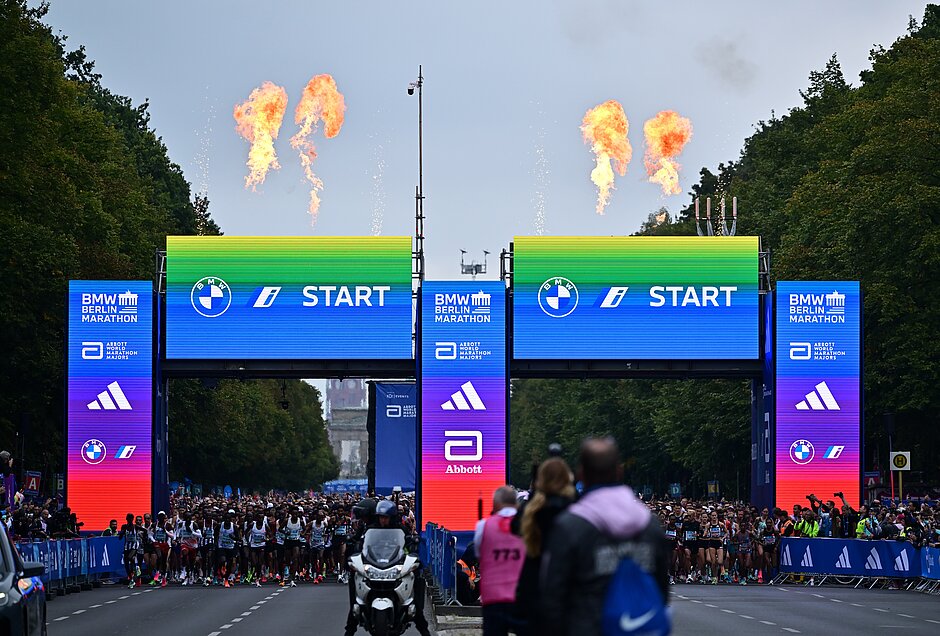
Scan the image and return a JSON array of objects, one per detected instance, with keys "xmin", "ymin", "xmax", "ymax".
[
  {"xmin": 512, "ymin": 6, "xmax": 940, "ymax": 493},
  {"xmin": 0, "ymin": 1, "xmax": 335, "ymax": 490}
]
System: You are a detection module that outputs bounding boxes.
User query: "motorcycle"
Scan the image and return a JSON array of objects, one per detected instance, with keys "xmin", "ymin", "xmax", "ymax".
[{"xmin": 348, "ymin": 528, "xmax": 420, "ymax": 636}]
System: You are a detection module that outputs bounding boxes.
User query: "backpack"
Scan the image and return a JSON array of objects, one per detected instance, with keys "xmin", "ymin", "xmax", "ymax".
[{"xmin": 602, "ymin": 557, "xmax": 670, "ymax": 636}]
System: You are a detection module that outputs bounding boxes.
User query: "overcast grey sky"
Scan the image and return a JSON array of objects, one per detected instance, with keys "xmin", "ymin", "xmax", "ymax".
[{"xmin": 46, "ymin": 0, "xmax": 927, "ymax": 280}]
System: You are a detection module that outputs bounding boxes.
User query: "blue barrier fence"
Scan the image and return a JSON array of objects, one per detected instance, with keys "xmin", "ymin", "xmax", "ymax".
[
  {"xmin": 779, "ymin": 538, "xmax": 940, "ymax": 581},
  {"xmin": 16, "ymin": 537, "xmax": 126, "ymax": 590},
  {"xmin": 424, "ymin": 523, "xmax": 458, "ymax": 604}
]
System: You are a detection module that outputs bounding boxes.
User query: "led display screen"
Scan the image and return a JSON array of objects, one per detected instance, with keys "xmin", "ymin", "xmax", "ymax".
[
  {"xmin": 68, "ymin": 281, "xmax": 152, "ymax": 530},
  {"xmin": 421, "ymin": 282, "xmax": 507, "ymax": 531},
  {"xmin": 775, "ymin": 281, "xmax": 861, "ymax": 512},
  {"xmin": 166, "ymin": 236, "xmax": 413, "ymax": 360},
  {"xmin": 512, "ymin": 236, "xmax": 759, "ymax": 359}
]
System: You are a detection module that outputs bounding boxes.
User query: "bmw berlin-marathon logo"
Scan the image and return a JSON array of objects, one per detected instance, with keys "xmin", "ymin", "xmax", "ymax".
[
  {"xmin": 191, "ymin": 276, "xmax": 232, "ymax": 318},
  {"xmin": 81, "ymin": 439, "xmax": 107, "ymax": 465},
  {"xmin": 538, "ymin": 277, "xmax": 579, "ymax": 318}
]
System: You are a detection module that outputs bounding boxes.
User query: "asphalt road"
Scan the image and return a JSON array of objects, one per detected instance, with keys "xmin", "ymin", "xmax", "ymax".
[
  {"xmin": 45, "ymin": 580, "xmax": 940, "ymax": 635},
  {"xmin": 45, "ymin": 581, "xmax": 424, "ymax": 636}
]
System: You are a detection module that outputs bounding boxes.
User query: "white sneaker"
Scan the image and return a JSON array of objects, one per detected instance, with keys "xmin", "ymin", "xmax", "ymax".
[{"xmin": 290, "ymin": 580, "xmax": 297, "ymax": 587}]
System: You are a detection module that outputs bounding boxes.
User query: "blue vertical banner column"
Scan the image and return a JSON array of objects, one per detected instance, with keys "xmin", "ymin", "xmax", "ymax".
[
  {"xmin": 68, "ymin": 281, "xmax": 153, "ymax": 530},
  {"xmin": 775, "ymin": 282, "xmax": 861, "ymax": 513},
  {"xmin": 421, "ymin": 282, "xmax": 507, "ymax": 532}
]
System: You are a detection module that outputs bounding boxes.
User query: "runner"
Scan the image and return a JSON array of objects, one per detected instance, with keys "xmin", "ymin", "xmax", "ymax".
[
  {"xmin": 217, "ymin": 509, "xmax": 240, "ymax": 588},
  {"xmin": 119, "ymin": 513, "xmax": 140, "ymax": 589}
]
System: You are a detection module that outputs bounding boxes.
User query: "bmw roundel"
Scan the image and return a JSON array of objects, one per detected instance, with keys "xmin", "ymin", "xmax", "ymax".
[
  {"xmin": 789, "ymin": 439, "xmax": 814, "ymax": 465},
  {"xmin": 538, "ymin": 277, "xmax": 579, "ymax": 318},
  {"xmin": 190, "ymin": 276, "xmax": 232, "ymax": 318},
  {"xmin": 82, "ymin": 439, "xmax": 107, "ymax": 465}
]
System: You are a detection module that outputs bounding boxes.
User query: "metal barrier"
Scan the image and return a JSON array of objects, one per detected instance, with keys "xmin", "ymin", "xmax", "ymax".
[
  {"xmin": 776, "ymin": 537, "xmax": 940, "ymax": 593},
  {"xmin": 15, "ymin": 537, "xmax": 126, "ymax": 596},
  {"xmin": 424, "ymin": 523, "xmax": 458, "ymax": 605}
]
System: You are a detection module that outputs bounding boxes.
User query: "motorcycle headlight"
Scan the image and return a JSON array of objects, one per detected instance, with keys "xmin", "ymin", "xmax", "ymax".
[{"xmin": 365, "ymin": 565, "xmax": 401, "ymax": 580}]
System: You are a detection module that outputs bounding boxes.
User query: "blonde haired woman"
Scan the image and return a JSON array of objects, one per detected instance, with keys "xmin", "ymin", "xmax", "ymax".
[{"xmin": 514, "ymin": 458, "xmax": 575, "ymax": 632}]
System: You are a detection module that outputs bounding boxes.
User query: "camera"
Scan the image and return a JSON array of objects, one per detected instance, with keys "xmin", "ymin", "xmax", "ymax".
[{"xmin": 834, "ymin": 491, "xmax": 843, "ymax": 498}]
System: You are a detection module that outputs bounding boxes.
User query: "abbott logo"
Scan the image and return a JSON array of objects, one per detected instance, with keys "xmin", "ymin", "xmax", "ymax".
[
  {"xmin": 386, "ymin": 405, "xmax": 402, "ymax": 418},
  {"xmin": 444, "ymin": 431, "xmax": 483, "ymax": 462},
  {"xmin": 81, "ymin": 342, "xmax": 104, "ymax": 360},
  {"xmin": 789, "ymin": 342, "xmax": 811, "ymax": 360},
  {"xmin": 435, "ymin": 342, "xmax": 457, "ymax": 360}
]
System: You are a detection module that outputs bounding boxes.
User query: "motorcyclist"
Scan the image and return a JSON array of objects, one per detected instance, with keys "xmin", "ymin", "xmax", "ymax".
[{"xmin": 344, "ymin": 499, "xmax": 431, "ymax": 636}]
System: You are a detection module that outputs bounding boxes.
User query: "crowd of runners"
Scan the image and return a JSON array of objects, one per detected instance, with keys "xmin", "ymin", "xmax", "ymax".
[
  {"xmin": 650, "ymin": 493, "xmax": 940, "ymax": 586},
  {"xmin": 106, "ymin": 492, "xmax": 417, "ymax": 589}
]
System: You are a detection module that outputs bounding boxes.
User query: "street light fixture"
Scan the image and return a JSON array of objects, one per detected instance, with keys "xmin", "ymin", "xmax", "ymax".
[{"xmin": 408, "ymin": 66, "xmax": 425, "ymax": 281}]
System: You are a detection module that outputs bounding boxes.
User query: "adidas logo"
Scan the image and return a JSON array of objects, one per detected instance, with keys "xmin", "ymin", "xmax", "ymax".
[
  {"xmin": 795, "ymin": 381, "xmax": 840, "ymax": 411},
  {"xmin": 835, "ymin": 546, "xmax": 851, "ymax": 569},
  {"xmin": 441, "ymin": 381, "xmax": 486, "ymax": 411},
  {"xmin": 865, "ymin": 547, "xmax": 883, "ymax": 570},
  {"xmin": 780, "ymin": 545, "xmax": 792, "ymax": 567},
  {"xmin": 87, "ymin": 381, "xmax": 132, "ymax": 410},
  {"xmin": 101, "ymin": 545, "xmax": 110, "ymax": 567},
  {"xmin": 894, "ymin": 550, "xmax": 910, "ymax": 572},
  {"xmin": 800, "ymin": 546, "xmax": 814, "ymax": 568}
]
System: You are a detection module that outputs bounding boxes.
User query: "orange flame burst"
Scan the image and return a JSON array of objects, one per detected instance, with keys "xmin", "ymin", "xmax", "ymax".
[
  {"xmin": 643, "ymin": 110, "xmax": 693, "ymax": 196},
  {"xmin": 289, "ymin": 74, "xmax": 346, "ymax": 225},
  {"xmin": 581, "ymin": 100, "xmax": 631, "ymax": 214},
  {"xmin": 233, "ymin": 82, "xmax": 289, "ymax": 190}
]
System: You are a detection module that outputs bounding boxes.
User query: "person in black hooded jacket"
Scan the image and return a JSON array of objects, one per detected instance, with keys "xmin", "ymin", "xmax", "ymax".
[{"xmin": 538, "ymin": 438, "xmax": 668, "ymax": 636}]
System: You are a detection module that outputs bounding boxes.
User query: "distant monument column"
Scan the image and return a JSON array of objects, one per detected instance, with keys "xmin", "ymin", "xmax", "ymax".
[{"xmin": 325, "ymin": 379, "xmax": 368, "ymax": 479}]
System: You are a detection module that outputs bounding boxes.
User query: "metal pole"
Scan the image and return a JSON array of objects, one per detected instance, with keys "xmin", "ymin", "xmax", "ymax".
[{"xmin": 415, "ymin": 65, "xmax": 425, "ymax": 281}]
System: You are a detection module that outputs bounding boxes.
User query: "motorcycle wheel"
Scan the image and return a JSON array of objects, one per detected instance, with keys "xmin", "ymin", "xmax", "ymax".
[{"xmin": 372, "ymin": 609, "xmax": 392, "ymax": 636}]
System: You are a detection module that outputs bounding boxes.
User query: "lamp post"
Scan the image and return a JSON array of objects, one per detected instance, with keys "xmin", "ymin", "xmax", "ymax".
[{"xmin": 408, "ymin": 66, "xmax": 425, "ymax": 281}]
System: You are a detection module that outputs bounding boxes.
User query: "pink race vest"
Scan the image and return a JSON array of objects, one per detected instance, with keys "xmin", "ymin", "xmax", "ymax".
[{"xmin": 478, "ymin": 515, "xmax": 525, "ymax": 605}]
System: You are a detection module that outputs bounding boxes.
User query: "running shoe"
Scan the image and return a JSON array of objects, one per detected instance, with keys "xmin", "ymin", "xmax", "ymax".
[
  {"xmin": 223, "ymin": 579, "xmax": 231, "ymax": 588},
  {"xmin": 135, "ymin": 565, "xmax": 141, "ymax": 577},
  {"xmin": 290, "ymin": 580, "xmax": 297, "ymax": 588},
  {"xmin": 161, "ymin": 578, "xmax": 167, "ymax": 588},
  {"xmin": 255, "ymin": 580, "xmax": 261, "ymax": 588}
]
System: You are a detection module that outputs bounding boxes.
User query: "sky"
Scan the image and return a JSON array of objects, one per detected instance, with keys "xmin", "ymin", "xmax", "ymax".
[{"xmin": 43, "ymin": 0, "xmax": 931, "ymax": 282}]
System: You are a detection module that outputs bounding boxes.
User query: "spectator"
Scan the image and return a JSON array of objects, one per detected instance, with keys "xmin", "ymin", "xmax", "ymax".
[
  {"xmin": 0, "ymin": 451, "xmax": 14, "ymax": 510},
  {"xmin": 539, "ymin": 438, "xmax": 668, "ymax": 636},
  {"xmin": 515, "ymin": 458, "xmax": 575, "ymax": 632},
  {"xmin": 474, "ymin": 486, "xmax": 526, "ymax": 636},
  {"xmin": 102, "ymin": 519, "xmax": 118, "ymax": 536}
]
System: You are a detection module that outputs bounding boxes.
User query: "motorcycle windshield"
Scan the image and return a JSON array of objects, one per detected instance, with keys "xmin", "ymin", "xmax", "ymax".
[{"xmin": 363, "ymin": 529, "xmax": 405, "ymax": 566}]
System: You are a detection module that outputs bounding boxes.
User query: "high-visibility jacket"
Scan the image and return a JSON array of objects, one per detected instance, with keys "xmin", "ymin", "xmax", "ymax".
[
  {"xmin": 458, "ymin": 559, "xmax": 477, "ymax": 589},
  {"xmin": 795, "ymin": 519, "xmax": 819, "ymax": 538}
]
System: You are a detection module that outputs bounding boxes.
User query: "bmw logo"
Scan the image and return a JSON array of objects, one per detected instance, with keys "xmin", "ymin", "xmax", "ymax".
[
  {"xmin": 82, "ymin": 439, "xmax": 107, "ymax": 465},
  {"xmin": 190, "ymin": 276, "xmax": 232, "ymax": 318},
  {"xmin": 789, "ymin": 439, "xmax": 814, "ymax": 465},
  {"xmin": 538, "ymin": 277, "xmax": 579, "ymax": 318}
]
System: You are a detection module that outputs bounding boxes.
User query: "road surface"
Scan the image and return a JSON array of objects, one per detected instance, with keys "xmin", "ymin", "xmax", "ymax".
[{"xmin": 45, "ymin": 580, "xmax": 940, "ymax": 635}]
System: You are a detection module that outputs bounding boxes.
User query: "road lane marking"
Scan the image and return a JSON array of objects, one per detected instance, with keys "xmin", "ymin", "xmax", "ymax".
[
  {"xmin": 132, "ymin": 591, "xmax": 141, "ymax": 595},
  {"xmin": 740, "ymin": 615, "xmax": 754, "ymax": 620},
  {"xmin": 898, "ymin": 614, "xmax": 914, "ymax": 618},
  {"xmin": 231, "ymin": 618, "xmax": 243, "ymax": 623},
  {"xmin": 89, "ymin": 604, "xmax": 102, "ymax": 608},
  {"xmin": 250, "ymin": 605, "xmax": 261, "ymax": 610},
  {"xmin": 209, "ymin": 633, "xmax": 221, "ymax": 636},
  {"xmin": 705, "ymin": 603, "xmax": 717, "ymax": 608},
  {"xmin": 257, "ymin": 600, "xmax": 267, "ymax": 604},
  {"xmin": 874, "ymin": 608, "xmax": 889, "ymax": 613},
  {"xmin": 221, "ymin": 626, "xmax": 232, "ymax": 630},
  {"xmin": 830, "ymin": 599, "xmax": 843, "ymax": 603},
  {"xmin": 119, "ymin": 595, "xmax": 130, "ymax": 599},
  {"xmin": 812, "ymin": 593, "xmax": 824, "ymax": 598},
  {"xmin": 54, "ymin": 617, "xmax": 69, "ymax": 622},
  {"xmin": 690, "ymin": 600, "xmax": 702, "ymax": 604},
  {"xmin": 925, "ymin": 619, "xmax": 940, "ymax": 624},
  {"xmin": 241, "ymin": 611, "xmax": 252, "ymax": 616},
  {"xmin": 721, "ymin": 609, "xmax": 735, "ymax": 614},
  {"xmin": 850, "ymin": 603, "xmax": 863, "ymax": 607},
  {"xmin": 760, "ymin": 621, "xmax": 776, "ymax": 626},
  {"xmin": 72, "ymin": 609, "xmax": 86, "ymax": 614},
  {"xmin": 782, "ymin": 629, "xmax": 801, "ymax": 634},
  {"xmin": 105, "ymin": 600, "xmax": 117, "ymax": 604}
]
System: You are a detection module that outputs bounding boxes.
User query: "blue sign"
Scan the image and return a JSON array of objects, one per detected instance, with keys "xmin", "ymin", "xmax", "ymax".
[
  {"xmin": 775, "ymin": 282, "xmax": 861, "ymax": 513},
  {"xmin": 68, "ymin": 281, "xmax": 152, "ymax": 531},
  {"xmin": 374, "ymin": 383, "xmax": 417, "ymax": 495},
  {"xmin": 779, "ymin": 538, "xmax": 922, "ymax": 578},
  {"xmin": 421, "ymin": 282, "xmax": 507, "ymax": 531}
]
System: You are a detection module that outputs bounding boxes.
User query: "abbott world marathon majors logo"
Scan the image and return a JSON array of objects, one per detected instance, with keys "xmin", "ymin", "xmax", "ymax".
[
  {"xmin": 434, "ymin": 290, "xmax": 491, "ymax": 323},
  {"xmin": 191, "ymin": 276, "xmax": 232, "ymax": 318},
  {"xmin": 788, "ymin": 290, "xmax": 846, "ymax": 324},
  {"xmin": 80, "ymin": 290, "xmax": 139, "ymax": 323}
]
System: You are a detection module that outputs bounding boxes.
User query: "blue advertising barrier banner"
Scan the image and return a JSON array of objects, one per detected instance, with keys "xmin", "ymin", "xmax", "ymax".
[
  {"xmin": 16, "ymin": 537, "xmax": 125, "ymax": 585},
  {"xmin": 779, "ymin": 538, "xmax": 922, "ymax": 578},
  {"xmin": 374, "ymin": 383, "xmax": 417, "ymax": 495},
  {"xmin": 921, "ymin": 546, "xmax": 940, "ymax": 581}
]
